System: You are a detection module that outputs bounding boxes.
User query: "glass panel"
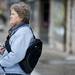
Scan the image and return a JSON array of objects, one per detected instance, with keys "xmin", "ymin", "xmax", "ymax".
[{"xmin": 52, "ymin": 0, "xmax": 65, "ymax": 51}]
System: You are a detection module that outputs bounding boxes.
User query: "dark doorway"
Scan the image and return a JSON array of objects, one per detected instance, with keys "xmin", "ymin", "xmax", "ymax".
[{"xmin": 40, "ymin": 0, "xmax": 50, "ymax": 43}]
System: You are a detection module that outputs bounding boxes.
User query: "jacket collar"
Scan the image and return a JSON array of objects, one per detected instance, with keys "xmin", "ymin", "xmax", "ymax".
[{"xmin": 8, "ymin": 22, "xmax": 29, "ymax": 36}]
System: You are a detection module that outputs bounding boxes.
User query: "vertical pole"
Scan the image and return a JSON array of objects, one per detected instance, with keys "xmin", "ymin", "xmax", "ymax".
[
  {"xmin": 63, "ymin": 0, "xmax": 67, "ymax": 52},
  {"xmin": 69, "ymin": 0, "xmax": 73, "ymax": 54}
]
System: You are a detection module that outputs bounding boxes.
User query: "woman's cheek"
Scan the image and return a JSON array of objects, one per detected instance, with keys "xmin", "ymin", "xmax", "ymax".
[{"xmin": 9, "ymin": 19, "xmax": 16, "ymax": 25}]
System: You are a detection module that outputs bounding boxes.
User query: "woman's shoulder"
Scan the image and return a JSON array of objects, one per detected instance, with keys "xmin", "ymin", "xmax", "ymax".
[{"xmin": 15, "ymin": 25, "xmax": 32, "ymax": 36}]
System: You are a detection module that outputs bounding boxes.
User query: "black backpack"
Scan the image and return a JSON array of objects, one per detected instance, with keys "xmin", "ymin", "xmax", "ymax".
[{"xmin": 5, "ymin": 25, "xmax": 42, "ymax": 74}]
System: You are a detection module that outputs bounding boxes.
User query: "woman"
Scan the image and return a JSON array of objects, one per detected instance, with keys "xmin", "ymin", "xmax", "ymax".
[{"xmin": 0, "ymin": 2, "xmax": 33, "ymax": 75}]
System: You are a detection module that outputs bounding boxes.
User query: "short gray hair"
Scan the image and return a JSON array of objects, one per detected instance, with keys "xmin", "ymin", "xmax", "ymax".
[{"xmin": 10, "ymin": 2, "xmax": 30, "ymax": 23}]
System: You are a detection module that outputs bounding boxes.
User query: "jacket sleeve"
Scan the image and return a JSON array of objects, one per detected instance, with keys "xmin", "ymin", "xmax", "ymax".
[
  {"xmin": 0, "ymin": 49, "xmax": 8, "ymax": 60},
  {"xmin": 0, "ymin": 27, "xmax": 33, "ymax": 67}
]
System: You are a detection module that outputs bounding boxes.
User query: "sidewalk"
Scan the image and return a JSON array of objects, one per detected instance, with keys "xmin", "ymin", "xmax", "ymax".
[{"xmin": 34, "ymin": 44, "xmax": 75, "ymax": 75}]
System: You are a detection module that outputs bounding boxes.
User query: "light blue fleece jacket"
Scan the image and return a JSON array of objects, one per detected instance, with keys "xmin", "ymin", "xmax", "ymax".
[{"xmin": 0, "ymin": 26, "xmax": 33, "ymax": 75}]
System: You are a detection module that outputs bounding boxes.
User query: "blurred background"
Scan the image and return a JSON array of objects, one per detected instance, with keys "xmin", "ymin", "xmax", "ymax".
[{"xmin": 1, "ymin": 0, "xmax": 75, "ymax": 75}]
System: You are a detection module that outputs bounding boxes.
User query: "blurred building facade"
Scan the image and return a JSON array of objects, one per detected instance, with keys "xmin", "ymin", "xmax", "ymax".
[
  {"xmin": 26, "ymin": 0, "xmax": 75, "ymax": 54},
  {"xmin": 1, "ymin": 0, "xmax": 75, "ymax": 54},
  {"xmin": 24, "ymin": 0, "xmax": 75, "ymax": 54},
  {"xmin": 48, "ymin": 0, "xmax": 75, "ymax": 54}
]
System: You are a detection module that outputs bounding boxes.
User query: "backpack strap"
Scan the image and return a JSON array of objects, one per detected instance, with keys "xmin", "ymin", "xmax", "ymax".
[{"xmin": 28, "ymin": 25, "xmax": 35, "ymax": 39}]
